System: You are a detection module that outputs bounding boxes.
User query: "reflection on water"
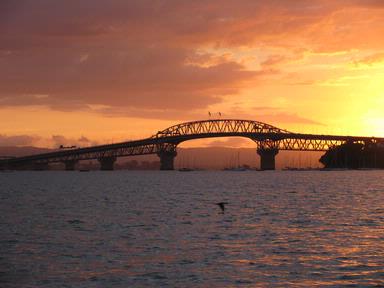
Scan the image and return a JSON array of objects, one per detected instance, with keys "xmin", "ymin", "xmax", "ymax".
[{"xmin": 1, "ymin": 170, "xmax": 384, "ymax": 287}]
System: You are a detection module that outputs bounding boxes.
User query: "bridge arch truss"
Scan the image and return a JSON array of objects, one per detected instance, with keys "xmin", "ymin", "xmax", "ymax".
[{"xmin": 0, "ymin": 119, "xmax": 383, "ymax": 170}]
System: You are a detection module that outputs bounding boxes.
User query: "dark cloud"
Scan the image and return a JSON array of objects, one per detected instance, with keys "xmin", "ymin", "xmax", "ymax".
[
  {"xmin": 0, "ymin": 45, "xmax": 257, "ymax": 113},
  {"xmin": 51, "ymin": 135, "xmax": 98, "ymax": 148},
  {"xmin": 0, "ymin": 134, "xmax": 40, "ymax": 146},
  {"xmin": 78, "ymin": 136, "xmax": 91, "ymax": 143},
  {"xmin": 0, "ymin": 133, "xmax": 97, "ymax": 148}
]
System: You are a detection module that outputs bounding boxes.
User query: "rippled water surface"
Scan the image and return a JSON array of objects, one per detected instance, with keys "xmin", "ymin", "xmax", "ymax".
[{"xmin": 1, "ymin": 170, "xmax": 384, "ymax": 287}]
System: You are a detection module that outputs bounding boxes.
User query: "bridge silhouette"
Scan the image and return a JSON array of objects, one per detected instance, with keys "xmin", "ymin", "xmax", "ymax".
[{"xmin": 1, "ymin": 119, "xmax": 383, "ymax": 171}]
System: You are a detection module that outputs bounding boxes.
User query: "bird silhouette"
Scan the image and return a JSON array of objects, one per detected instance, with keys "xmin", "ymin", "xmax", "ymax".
[{"xmin": 216, "ymin": 202, "xmax": 228, "ymax": 213}]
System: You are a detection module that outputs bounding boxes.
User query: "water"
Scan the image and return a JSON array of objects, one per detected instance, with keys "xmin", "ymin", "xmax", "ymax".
[{"xmin": 1, "ymin": 170, "xmax": 384, "ymax": 287}]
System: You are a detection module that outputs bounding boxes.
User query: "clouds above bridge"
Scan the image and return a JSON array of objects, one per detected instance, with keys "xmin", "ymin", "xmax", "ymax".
[
  {"xmin": 0, "ymin": 134, "xmax": 40, "ymax": 147},
  {"xmin": 0, "ymin": 132, "xmax": 98, "ymax": 148},
  {"xmin": 1, "ymin": 0, "xmax": 384, "ymax": 141}
]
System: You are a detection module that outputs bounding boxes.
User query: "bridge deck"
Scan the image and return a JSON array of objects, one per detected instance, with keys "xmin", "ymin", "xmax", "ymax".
[{"xmin": 1, "ymin": 133, "xmax": 382, "ymax": 166}]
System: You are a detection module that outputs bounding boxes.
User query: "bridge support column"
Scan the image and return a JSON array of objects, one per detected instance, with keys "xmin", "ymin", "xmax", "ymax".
[
  {"xmin": 257, "ymin": 148, "xmax": 279, "ymax": 170},
  {"xmin": 157, "ymin": 150, "xmax": 177, "ymax": 170},
  {"xmin": 63, "ymin": 160, "xmax": 78, "ymax": 171},
  {"xmin": 98, "ymin": 156, "xmax": 116, "ymax": 171},
  {"xmin": 0, "ymin": 163, "xmax": 7, "ymax": 170},
  {"xmin": 33, "ymin": 162, "xmax": 50, "ymax": 171},
  {"xmin": 7, "ymin": 163, "xmax": 24, "ymax": 170}
]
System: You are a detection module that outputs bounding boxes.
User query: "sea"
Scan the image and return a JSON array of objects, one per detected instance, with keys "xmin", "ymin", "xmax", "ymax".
[{"xmin": 1, "ymin": 170, "xmax": 384, "ymax": 287}]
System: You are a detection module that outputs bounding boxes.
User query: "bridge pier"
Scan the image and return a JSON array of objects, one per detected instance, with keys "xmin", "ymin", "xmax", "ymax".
[
  {"xmin": 33, "ymin": 162, "xmax": 50, "ymax": 171},
  {"xmin": 98, "ymin": 156, "xmax": 116, "ymax": 171},
  {"xmin": 157, "ymin": 150, "xmax": 177, "ymax": 170},
  {"xmin": 6, "ymin": 163, "xmax": 23, "ymax": 170},
  {"xmin": 257, "ymin": 148, "xmax": 279, "ymax": 170},
  {"xmin": 63, "ymin": 160, "xmax": 78, "ymax": 171},
  {"xmin": 0, "ymin": 163, "xmax": 8, "ymax": 170}
]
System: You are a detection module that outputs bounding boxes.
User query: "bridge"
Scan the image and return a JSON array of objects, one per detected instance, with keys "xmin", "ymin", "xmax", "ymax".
[{"xmin": 1, "ymin": 119, "xmax": 383, "ymax": 171}]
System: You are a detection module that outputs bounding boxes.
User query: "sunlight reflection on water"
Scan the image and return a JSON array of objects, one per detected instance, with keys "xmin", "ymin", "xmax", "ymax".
[{"xmin": 1, "ymin": 170, "xmax": 384, "ymax": 287}]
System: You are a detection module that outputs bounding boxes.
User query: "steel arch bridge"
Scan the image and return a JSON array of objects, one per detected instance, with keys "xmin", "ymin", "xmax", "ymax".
[{"xmin": 1, "ymin": 119, "xmax": 383, "ymax": 170}]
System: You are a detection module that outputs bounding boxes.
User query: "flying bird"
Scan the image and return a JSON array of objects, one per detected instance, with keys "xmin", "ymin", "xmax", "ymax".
[{"xmin": 216, "ymin": 202, "xmax": 228, "ymax": 213}]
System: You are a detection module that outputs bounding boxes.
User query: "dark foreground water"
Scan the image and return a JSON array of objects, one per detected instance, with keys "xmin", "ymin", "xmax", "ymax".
[{"xmin": 1, "ymin": 171, "xmax": 384, "ymax": 287}]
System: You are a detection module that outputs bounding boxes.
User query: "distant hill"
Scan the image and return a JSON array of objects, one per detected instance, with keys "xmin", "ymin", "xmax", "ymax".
[{"xmin": 0, "ymin": 146, "xmax": 54, "ymax": 157}]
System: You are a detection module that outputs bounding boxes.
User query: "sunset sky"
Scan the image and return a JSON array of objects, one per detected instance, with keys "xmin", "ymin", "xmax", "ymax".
[{"xmin": 1, "ymin": 0, "xmax": 384, "ymax": 148}]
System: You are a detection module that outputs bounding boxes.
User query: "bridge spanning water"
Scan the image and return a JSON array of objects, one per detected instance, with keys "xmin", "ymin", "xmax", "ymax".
[{"xmin": 1, "ymin": 119, "xmax": 383, "ymax": 171}]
